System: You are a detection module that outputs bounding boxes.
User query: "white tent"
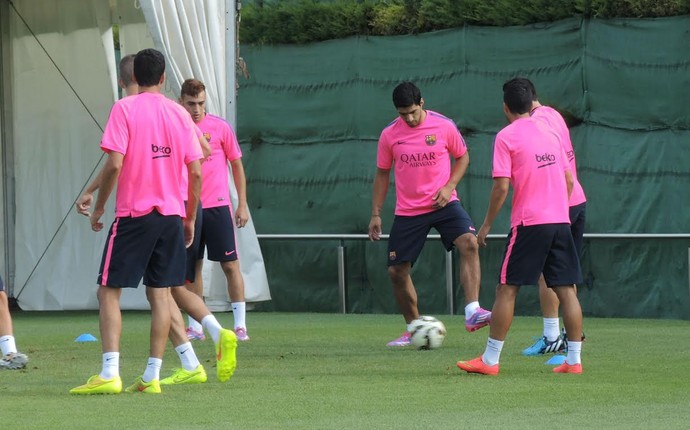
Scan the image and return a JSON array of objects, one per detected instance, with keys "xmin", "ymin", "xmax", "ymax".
[{"xmin": 0, "ymin": 0, "xmax": 271, "ymax": 310}]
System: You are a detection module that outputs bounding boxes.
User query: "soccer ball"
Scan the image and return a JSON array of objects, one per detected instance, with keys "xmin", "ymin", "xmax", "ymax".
[{"xmin": 410, "ymin": 316, "xmax": 447, "ymax": 350}]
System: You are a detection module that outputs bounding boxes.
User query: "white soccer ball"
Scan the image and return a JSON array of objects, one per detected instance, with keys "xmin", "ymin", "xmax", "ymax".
[{"xmin": 410, "ymin": 316, "xmax": 447, "ymax": 350}]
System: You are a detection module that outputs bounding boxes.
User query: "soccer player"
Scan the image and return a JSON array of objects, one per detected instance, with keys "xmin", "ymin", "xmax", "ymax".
[
  {"xmin": 75, "ymin": 55, "xmax": 217, "ymax": 387},
  {"xmin": 70, "ymin": 49, "xmax": 237, "ymax": 395},
  {"xmin": 0, "ymin": 276, "xmax": 28, "ymax": 370},
  {"xmin": 522, "ymin": 80, "xmax": 588, "ymax": 356},
  {"xmin": 178, "ymin": 78, "xmax": 251, "ymax": 342},
  {"xmin": 456, "ymin": 77, "xmax": 584, "ymax": 375},
  {"xmin": 369, "ymin": 81, "xmax": 491, "ymax": 347}
]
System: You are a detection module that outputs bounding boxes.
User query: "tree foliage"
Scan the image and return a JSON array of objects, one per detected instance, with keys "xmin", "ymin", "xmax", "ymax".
[{"xmin": 239, "ymin": 0, "xmax": 690, "ymax": 44}]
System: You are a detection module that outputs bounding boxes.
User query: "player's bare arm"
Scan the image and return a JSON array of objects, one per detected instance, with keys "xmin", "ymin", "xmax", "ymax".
[
  {"xmin": 477, "ymin": 177, "xmax": 510, "ymax": 247},
  {"xmin": 75, "ymin": 170, "xmax": 104, "ymax": 216},
  {"xmin": 230, "ymin": 158, "xmax": 249, "ymax": 228},
  {"xmin": 199, "ymin": 135, "xmax": 212, "ymax": 160},
  {"xmin": 369, "ymin": 168, "xmax": 390, "ymax": 241},
  {"xmin": 90, "ymin": 151, "xmax": 124, "ymax": 232},
  {"xmin": 433, "ymin": 153, "xmax": 469, "ymax": 209},
  {"xmin": 184, "ymin": 159, "xmax": 202, "ymax": 247}
]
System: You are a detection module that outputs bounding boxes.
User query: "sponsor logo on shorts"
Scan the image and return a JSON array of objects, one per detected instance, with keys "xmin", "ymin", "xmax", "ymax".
[
  {"xmin": 425, "ymin": 134, "xmax": 437, "ymax": 146},
  {"xmin": 225, "ymin": 250, "xmax": 236, "ymax": 256},
  {"xmin": 389, "ymin": 251, "xmax": 396, "ymax": 260}
]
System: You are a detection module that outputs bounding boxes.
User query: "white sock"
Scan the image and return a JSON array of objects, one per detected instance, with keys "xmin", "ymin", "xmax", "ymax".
[
  {"xmin": 482, "ymin": 337, "xmax": 504, "ymax": 366},
  {"xmin": 232, "ymin": 302, "xmax": 247, "ymax": 329},
  {"xmin": 543, "ymin": 318, "xmax": 561, "ymax": 341},
  {"xmin": 142, "ymin": 357, "xmax": 162, "ymax": 382},
  {"xmin": 0, "ymin": 335, "xmax": 17, "ymax": 356},
  {"xmin": 187, "ymin": 315, "xmax": 203, "ymax": 332},
  {"xmin": 100, "ymin": 352, "xmax": 120, "ymax": 379},
  {"xmin": 201, "ymin": 314, "xmax": 222, "ymax": 344},
  {"xmin": 464, "ymin": 301, "xmax": 480, "ymax": 320},
  {"xmin": 566, "ymin": 341, "xmax": 582, "ymax": 365},
  {"xmin": 175, "ymin": 342, "xmax": 200, "ymax": 371}
]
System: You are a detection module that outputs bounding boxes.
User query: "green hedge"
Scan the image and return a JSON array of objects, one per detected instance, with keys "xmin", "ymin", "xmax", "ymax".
[{"xmin": 239, "ymin": 0, "xmax": 690, "ymax": 44}]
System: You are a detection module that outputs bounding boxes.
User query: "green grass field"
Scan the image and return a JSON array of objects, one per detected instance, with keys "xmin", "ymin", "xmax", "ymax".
[{"xmin": 2, "ymin": 311, "xmax": 689, "ymax": 429}]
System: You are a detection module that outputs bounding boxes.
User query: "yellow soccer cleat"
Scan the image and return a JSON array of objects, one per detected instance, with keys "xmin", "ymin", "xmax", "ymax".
[
  {"xmin": 70, "ymin": 375, "xmax": 123, "ymax": 395},
  {"xmin": 125, "ymin": 376, "xmax": 161, "ymax": 394},
  {"xmin": 160, "ymin": 365, "xmax": 207, "ymax": 385},
  {"xmin": 216, "ymin": 328, "xmax": 238, "ymax": 382}
]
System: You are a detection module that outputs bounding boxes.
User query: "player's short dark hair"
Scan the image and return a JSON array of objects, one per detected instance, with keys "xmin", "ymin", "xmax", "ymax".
[
  {"xmin": 118, "ymin": 54, "xmax": 136, "ymax": 86},
  {"xmin": 503, "ymin": 77, "xmax": 534, "ymax": 115},
  {"xmin": 133, "ymin": 48, "xmax": 165, "ymax": 87},
  {"xmin": 525, "ymin": 78, "xmax": 538, "ymax": 101},
  {"xmin": 392, "ymin": 81, "xmax": 422, "ymax": 108},
  {"xmin": 180, "ymin": 78, "xmax": 206, "ymax": 98}
]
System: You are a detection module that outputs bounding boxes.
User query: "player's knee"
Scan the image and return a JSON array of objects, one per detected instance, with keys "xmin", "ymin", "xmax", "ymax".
[
  {"xmin": 221, "ymin": 260, "xmax": 240, "ymax": 277},
  {"xmin": 387, "ymin": 264, "xmax": 409, "ymax": 284},
  {"xmin": 456, "ymin": 233, "xmax": 479, "ymax": 255}
]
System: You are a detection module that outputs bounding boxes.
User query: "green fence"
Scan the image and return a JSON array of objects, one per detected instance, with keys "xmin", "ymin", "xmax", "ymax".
[{"xmin": 236, "ymin": 16, "xmax": 690, "ymax": 319}]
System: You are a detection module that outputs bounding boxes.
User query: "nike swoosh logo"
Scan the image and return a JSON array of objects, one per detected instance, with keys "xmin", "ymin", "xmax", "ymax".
[
  {"xmin": 106, "ymin": 357, "xmax": 114, "ymax": 361},
  {"xmin": 180, "ymin": 349, "xmax": 190, "ymax": 355},
  {"xmin": 225, "ymin": 250, "xmax": 235, "ymax": 256}
]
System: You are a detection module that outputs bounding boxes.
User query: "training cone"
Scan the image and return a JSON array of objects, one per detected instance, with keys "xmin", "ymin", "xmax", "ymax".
[
  {"xmin": 545, "ymin": 355, "xmax": 567, "ymax": 365},
  {"xmin": 75, "ymin": 333, "xmax": 98, "ymax": 342}
]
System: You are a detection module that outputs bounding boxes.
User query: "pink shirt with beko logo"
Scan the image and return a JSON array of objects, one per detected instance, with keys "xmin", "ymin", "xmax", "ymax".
[
  {"xmin": 377, "ymin": 110, "xmax": 467, "ymax": 216},
  {"xmin": 195, "ymin": 114, "xmax": 242, "ymax": 209},
  {"xmin": 100, "ymin": 92, "xmax": 203, "ymax": 218},
  {"xmin": 492, "ymin": 117, "xmax": 570, "ymax": 227},
  {"xmin": 530, "ymin": 105, "xmax": 586, "ymax": 206}
]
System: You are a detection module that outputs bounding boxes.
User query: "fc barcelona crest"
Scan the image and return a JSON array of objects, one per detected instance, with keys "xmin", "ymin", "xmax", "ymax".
[
  {"xmin": 389, "ymin": 251, "xmax": 397, "ymax": 260},
  {"xmin": 425, "ymin": 134, "xmax": 437, "ymax": 146},
  {"xmin": 203, "ymin": 132, "xmax": 212, "ymax": 141}
]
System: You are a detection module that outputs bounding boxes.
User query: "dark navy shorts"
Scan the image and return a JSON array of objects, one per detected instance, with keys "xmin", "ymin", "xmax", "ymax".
[
  {"xmin": 198, "ymin": 206, "xmax": 238, "ymax": 262},
  {"xmin": 184, "ymin": 204, "xmax": 204, "ymax": 283},
  {"xmin": 387, "ymin": 201, "xmax": 476, "ymax": 266},
  {"xmin": 97, "ymin": 210, "xmax": 186, "ymax": 288},
  {"xmin": 569, "ymin": 202, "xmax": 586, "ymax": 257},
  {"xmin": 499, "ymin": 223, "xmax": 582, "ymax": 287}
]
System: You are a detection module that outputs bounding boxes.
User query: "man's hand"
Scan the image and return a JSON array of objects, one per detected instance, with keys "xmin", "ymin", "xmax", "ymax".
[
  {"xmin": 432, "ymin": 185, "xmax": 453, "ymax": 209},
  {"xmin": 235, "ymin": 205, "xmax": 249, "ymax": 228},
  {"xmin": 368, "ymin": 215, "xmax": 382, "ymax": 241},
  {"xmin": 76, "ymin": 192, "xmax": 93, "ymax": 216},
  {"xmin": 183, "ymin": 218, "xmax": 195, "ymax": 248},
  {"xmin": 90, "ymin": 208, "xmax": 105, "ymax": 232},
  {"xmin": 477, "ymin": 223, "xmax": 491, "ymax": 247}
]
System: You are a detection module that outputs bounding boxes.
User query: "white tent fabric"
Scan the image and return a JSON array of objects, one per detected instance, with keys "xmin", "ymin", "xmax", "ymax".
[
  {"xmin": 3, "ymin": 0, "xmax": 270, "ymax": 310},
  {"xmin": 138, "ymin": 0, "xmax": 271, "ymax": 308},
  {"xmin": 7, "ymin": 0, "xmax": 137, "ymax": 309}
]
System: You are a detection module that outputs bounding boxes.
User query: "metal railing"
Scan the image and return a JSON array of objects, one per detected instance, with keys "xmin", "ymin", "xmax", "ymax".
[{"xmin": 256, "ymin": 233, "xmax": 690, "ymax": 314}]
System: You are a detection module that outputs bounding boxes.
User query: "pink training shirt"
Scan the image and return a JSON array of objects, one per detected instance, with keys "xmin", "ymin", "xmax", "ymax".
[
  {"xmin": 196, "ymin": 114, "xmax": 242, "ymax": 209},
  {"xmin": 101, "ymin": 92, "xmax": 204, "ymax": 218},
  {"xmin": 378, "ymin": 110, "xmax": 467, "ymax": 216},
  {"xmin": 492, "ymin": 117, "xmax": 570, "ymax": 227},
  {"xmin": 530, "ymin": 106, "xmax": 586, "ymax": 206}
]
